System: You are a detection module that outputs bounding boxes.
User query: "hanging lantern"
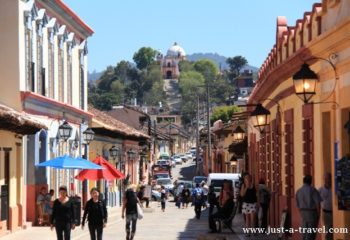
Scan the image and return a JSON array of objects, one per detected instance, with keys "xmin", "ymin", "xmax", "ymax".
[
  {"xmin": 250, "ymin": 104, "xmax": 270, "ymax": 133},
  {"xmin": 109, "ymin": 146, "xmax": 119, "ymax": 160},
  {"xmin": 58, "ymin": 121, "xmax": 73, "ymax": 141},
  {"xmin": 82, "ymin": 128, "xmax": 95, "ymax": 145},
  {"xmin": 232, "ymin": 126, "xmax": 245, "ymax": 142},
  {"xmin": 292, "ymin": 63, "xmax": 318, "ymax": 103}
]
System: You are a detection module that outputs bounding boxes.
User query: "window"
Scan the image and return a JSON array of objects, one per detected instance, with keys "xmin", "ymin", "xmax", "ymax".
[
  {"xmin": 302, "ymin": 105, "xmax": 314, "ymax": 177},
  {"xmin": 67, "ymin": 43, "xmax": 73, "ymax": 104},
  {"xmin": 48, "ymin": 31, "xmax": 55, "ymax": 98},
  {"xmin": 284, "ymin": 109, "xmax": 294, "ymax": 197},
  {"xmin": 36, "ymin": 22, "xmax": 44, "ymax": 95},
  {"xmin": 58, "ymin": 37, "xmax": 64, "ymax": 102},
  {"xmin": 79, "ymin": 51, "xmax": 85, "ymax": 109}
]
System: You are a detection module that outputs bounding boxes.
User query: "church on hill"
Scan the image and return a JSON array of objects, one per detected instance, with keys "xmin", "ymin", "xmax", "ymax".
[{"xmin": 159, "ymin": 42, "xmax": 186, "ymax": 79}]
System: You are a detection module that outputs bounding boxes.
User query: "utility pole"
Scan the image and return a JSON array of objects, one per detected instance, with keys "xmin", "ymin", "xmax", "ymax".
[
  {"xmin": 206, "ymin": 83, "xmax": 212, "ymax": 173},
  {"xmin": 196, "ymin": 95, "xmax": 200, "ymax": 175}
]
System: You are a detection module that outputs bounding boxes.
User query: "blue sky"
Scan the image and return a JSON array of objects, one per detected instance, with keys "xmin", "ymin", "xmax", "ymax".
[{"xmin": 64, "ymin": 0, "xmax": 320, "ymax": 72}]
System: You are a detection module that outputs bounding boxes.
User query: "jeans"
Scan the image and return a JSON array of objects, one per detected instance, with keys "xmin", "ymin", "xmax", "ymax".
[
  {"xmin": 55, "ymin": 222, "xmax": 71, "ymax": 240},
  {"xmin": 126, "ymin": 214, "xmax": 137, "ymax": 234},
  {"xmin": 88, "ymin": 224, "xmax": 103, "ymax": 240}
]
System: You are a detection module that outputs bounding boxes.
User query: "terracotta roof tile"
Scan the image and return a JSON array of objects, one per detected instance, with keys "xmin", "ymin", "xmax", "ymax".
[{"xmin": 89, "ymin": 106, "xmax": 149, "ymax": 139}]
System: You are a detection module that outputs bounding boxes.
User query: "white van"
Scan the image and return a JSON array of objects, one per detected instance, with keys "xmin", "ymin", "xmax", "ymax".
[{"xmin": 207, "ymin": 173, "xmax": 241, "ymax": 201}]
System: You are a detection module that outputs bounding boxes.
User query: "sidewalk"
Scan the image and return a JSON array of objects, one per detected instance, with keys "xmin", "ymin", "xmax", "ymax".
[
  {"xmin": 195, "ymin": 210, "xmax": 278, "ymax": 240},
  {"xmin": 0, "ymin": 206, "xmax": 122, "ymax": 240}
]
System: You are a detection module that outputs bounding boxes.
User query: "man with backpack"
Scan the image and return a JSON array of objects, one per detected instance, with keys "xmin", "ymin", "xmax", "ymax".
[
  {"xmin": 258, "ymin": 178, "xmax": 271, "ymax": 230},
  {"xmin": 192, "ymin": 183, "xmax": 204, "ymax": 219}
]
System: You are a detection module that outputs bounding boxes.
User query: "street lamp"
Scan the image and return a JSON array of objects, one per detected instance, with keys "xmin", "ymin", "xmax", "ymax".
[
  {"xmin": 232, "ymin": 125, "xmax": 245, "ymax": 142},
  {"xmin": 82, "ymin": 128, "xmax": 95, "ymax": 145},
  {"xmin": 292, "ymin": 63, "xmax": 318, "ymax": 104},
  {"xmin": 127, "ymin": 149, "xmax": 137, "ymax": 159},
  {"xmin": 250, "ymin": 104, "xmax": 271, "ymax": 133},
  {"xmin": 58, "ymin": 120, "xmax": 73, "ymax": 141},
  {"xmin": 109, "ymin": 146, "xmax": 119, "ymax": 160}
]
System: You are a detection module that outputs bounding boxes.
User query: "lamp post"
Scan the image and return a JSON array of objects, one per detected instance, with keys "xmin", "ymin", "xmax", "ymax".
[
  {"xmin": 109, "ymin": 145, "xmax": 123, "ymax": 206},
  {"xmin": 58, "ymin": 120, "xmax": 73, "ymax": 194},
  {"xmin": 127, "ymin": 149, "xmax": 137, "ymax": 184},
  {"xmin": 81, "ymin": 127, "xmax": 95, "ymax": 205}
]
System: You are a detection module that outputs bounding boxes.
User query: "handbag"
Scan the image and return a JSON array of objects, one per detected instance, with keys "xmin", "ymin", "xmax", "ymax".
[{"xmin": 136, "ymin": 203, "xmax": 144, "ymax": 220}]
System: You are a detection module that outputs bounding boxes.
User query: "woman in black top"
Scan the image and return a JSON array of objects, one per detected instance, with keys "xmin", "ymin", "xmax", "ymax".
[
  {"xmin": 122, "ymin": 185, "xmax": 140, "ymax": 240},
  {"xmin": 50, "ymin": 186, "xmax": 76, "ymax": 240},
  {"xmin": 82, "ymin": 188, "xmax": 108, "ymax": 240},
  {"xmin": 240, "ymin": 174, "xmax": 259, "ymax": 232}
]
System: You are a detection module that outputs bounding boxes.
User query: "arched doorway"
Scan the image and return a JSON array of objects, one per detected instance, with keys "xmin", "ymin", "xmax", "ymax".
[{"xmin": 166, "ymin": 71, "xmax": 172, "ymax": 79}]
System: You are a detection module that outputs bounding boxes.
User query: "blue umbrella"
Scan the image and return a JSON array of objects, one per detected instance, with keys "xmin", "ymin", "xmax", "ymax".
[{"xmin": 36, "ymin": 154, "xmax": 103, "ymax": 170}]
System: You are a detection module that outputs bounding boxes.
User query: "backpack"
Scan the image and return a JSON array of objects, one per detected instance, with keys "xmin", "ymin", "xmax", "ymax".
[{"xmin": 194, "ymin": 188, "xmax": 203, "ymax": 202}]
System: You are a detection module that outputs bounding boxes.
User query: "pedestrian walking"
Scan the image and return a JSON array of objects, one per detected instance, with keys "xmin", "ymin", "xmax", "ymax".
[
  {"xmin": 122, "ymin": 184, "xmax": 140, "ymax": 240},
  {"xmin": 258, "ymin": 178, "xmax": 271, "ymax": 230},
  {"xmin": 47, "ymin": 189, "xmax": 55, "ymax": 225},
  {"xmin": 296, "ymin": 175, "xmax": 321, "ymax": 240},
  {"xmin": 137, "ymin": 186, "xmax": 149, "ymax": 208},
  {"xmin": 192, "ymin": 183, "xmax": 204, "ymax": 219},
  {"xmin": 208, "ymin": 185, "xmax": 218, "ymax": 216},
  {"xmin": 181, "ymin": 187, "xmax": 191, "ymax": 209},
  {"xmin": 201, "ymin": 181, "xmax": 209, "ymax": 208},
  {"xmin": 82, "ymin": 188, "xmax": 108, "ymax": 240},
  {"xmin": 160, "ymin": 185, "xmax": 167, "ymax": 212},
  {"xmin": 240, "ymin": 174, "xmax": 259, "ymax": 234},
  {"xmin": 319, "ymin": 172, "xmax": 333, "ymax": 240},
  {"xmin": 50, "ymin": 186, "xmax": 77, "ymax": 240}
]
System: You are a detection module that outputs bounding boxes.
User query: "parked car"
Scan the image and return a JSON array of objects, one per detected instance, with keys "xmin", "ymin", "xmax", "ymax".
[
  {"xmin": 157, "ymin": 160, "xmax": 170, "ymax": 166},
  {"xmin": 192, "ymin": 176, "xmax": 207, "ymax": 187},
  {"xmin": 156, "ymin": 178, "xmax": 174, "ymax": 195},
  {"xmin": 173, "ymin": 156, "xmax": 182, "ymax": 165},
  {"xmin": 153, "ymin": 172, "xmax": 171, "ymax": 180},
  {"xmin": 185, "ymin": 153, "xmax": 193, "ymax": 161},
  {"xmin": 207, "ymin": 173, "xmax": 241, "ymax": 200},
  {"xmin": 151, "ymin": 190, "xmax": 161, "ymax": 201}
]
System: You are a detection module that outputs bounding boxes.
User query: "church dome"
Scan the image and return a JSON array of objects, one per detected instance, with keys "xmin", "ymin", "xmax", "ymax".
[{"xmin": 166, "ymin": 42, "xmax": 186, "ymax": 57}]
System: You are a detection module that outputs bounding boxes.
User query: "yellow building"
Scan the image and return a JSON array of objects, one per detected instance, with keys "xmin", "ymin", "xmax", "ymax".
[
  {"xmin": 0, "ymin": 0, "xmax": 93, "ymax": 228},
  {"xmin": 248, "ymin": 1, "xmax": 350, "ymax": 239},
  {"xmin": 0, "ymin": 105, "xmax": 45, "ymax": 233}
]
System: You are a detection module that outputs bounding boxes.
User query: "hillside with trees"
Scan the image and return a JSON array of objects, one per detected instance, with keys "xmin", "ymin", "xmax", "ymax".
[{"xmin": 88, "ymin": 47, "xmax": 166, "ymax": 110}]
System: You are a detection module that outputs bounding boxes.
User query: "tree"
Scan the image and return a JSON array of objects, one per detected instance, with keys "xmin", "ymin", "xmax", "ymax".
[
  {"xmin": 226, "ymin": 56, "xmax": 248, "ymax": 79},
  {"xmin": 133, "ymin": 47, "xmax": 157, "ymax": 70},
  {"xmin": 179, "ymin": 71, "xmax": 206, "ymax": 124},
  {"xmin": 193, "ymin": 59, "xmax": 219, "ymax": 84},
  {"xmin": 210, "ymin": 105, "xmax": 241, "ymax": 123},
  {"xmin": 97, "ymin": 66, "xmax": 117, "ymax": 91},
  {"xmin": 111, "ymin": 80, "xmax": 125, "ymax": 104},
  {"xmin": 178, "ymin": 60, "xmax": 194, "ymax": 72}
]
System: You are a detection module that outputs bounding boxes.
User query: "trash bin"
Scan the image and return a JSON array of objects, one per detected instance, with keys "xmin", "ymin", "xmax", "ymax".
[{"xmin": 70, "ymin": 196, "xmax": 81, "ymax": 226}]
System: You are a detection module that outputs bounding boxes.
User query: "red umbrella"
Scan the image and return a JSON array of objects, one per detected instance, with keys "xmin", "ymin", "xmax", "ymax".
[{"xmin": 75, "ymin": 156, "xmax": 125, "ymax": 181}]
